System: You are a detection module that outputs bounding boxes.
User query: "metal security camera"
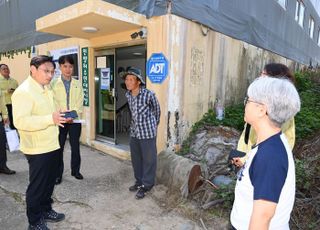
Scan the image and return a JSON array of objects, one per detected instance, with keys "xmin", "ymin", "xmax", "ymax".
[
  {"xmin": 130, "ymin": 28, "xmax": 147, "ymax": 39},
  {"xmin": 139, "ymin": 28, "xmax": 147, "ymax": 39},
  {"xmin": 130, "ymin": 32, "xmax": 139, "ymax": 39}
]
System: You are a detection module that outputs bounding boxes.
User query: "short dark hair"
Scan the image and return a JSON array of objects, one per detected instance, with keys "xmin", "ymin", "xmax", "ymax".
[
  {"xmin": 58, "ymin": 54, "xmax": 74, "ymax": 65},
  {"xmin": 30, "ymin": 55, "xmax": 55, "ymax": 69},
  {"xmin": 263, "ymin": 63, "xmax": 295, "ymax": 84},
  {"xmin": 118, "ymin": 66, "xmax": 125, "ymax": 73},
  {"xmin": 0, "ymin": 63, "xmax": 8, "ymax": 69}
]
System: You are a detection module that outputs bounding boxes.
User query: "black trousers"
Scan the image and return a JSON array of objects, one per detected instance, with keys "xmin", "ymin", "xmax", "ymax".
[
  {"xmin": 25, "ymin": 149, "xmax": 59, "ymax": 225},
  {"xmin": 57, "ymin": 123, "xmax": 81, "ymax": 178},
  {"xmin": 0, "ymin": 121, "xmax": 7, "ymax": 168},
  {"xmin": 6, "ymin": 104, "xmax": 15, "ymax": 129},
  {"xmin": 129, "ymin": 137, "xmax": 157, "ymax": 189}
]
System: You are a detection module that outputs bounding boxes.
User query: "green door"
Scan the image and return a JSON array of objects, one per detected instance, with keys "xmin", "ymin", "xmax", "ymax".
[{"xmin": 95, "ymin": 50, "xmax": 116, "ymax": 142}]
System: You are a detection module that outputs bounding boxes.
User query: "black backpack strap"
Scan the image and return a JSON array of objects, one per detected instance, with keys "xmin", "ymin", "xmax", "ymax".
[{"xmin": 244, "ymin": 123, "xmax": 251, "ymax": 145}]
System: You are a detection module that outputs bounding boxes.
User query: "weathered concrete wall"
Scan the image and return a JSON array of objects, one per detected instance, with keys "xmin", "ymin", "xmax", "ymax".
[{"xmin": 165, "ymin": 15, "xmax": 300, "ymax": 151}]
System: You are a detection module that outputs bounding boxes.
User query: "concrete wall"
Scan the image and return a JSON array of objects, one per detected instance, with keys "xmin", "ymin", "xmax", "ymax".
[{"xmin": 163, "ymin": 15, "xmax": 299, "ymax": 151}]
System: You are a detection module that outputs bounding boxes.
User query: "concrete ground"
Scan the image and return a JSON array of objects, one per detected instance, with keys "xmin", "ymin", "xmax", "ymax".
[{"xmin": 0, "ymin": 143, "xmax": 202, "ymax": 230}]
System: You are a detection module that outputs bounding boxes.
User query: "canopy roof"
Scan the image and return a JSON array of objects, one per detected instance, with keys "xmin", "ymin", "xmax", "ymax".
[{"xmin": 0, "ymin": 0, "xmax": 142, "ymax": 52}]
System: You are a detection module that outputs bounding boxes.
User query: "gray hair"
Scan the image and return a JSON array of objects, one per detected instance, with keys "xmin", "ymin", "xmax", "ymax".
[{"xmin": 247, "ymin": 76, "xmax": 301, "ymax": 127}]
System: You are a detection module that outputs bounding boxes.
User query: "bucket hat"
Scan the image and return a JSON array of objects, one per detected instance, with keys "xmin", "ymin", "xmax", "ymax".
[{"xmin": 123, "ymin": 67, "xmax": 145, "ymax": 85}]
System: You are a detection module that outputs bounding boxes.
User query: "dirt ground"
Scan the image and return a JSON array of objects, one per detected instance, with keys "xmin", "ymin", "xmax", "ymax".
[{"xmin": 0, "ymin": 143, "xmax": 229, "ymax": 230}]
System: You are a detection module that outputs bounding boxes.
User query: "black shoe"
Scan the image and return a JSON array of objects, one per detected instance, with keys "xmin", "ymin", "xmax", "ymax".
[
  {"xmin": 129, "ymin": 183, "xmax": 141, "ymax": 192},
  {"xmin": 135, "ymin": 185, "xmax": 149, "ymax": 199},
  {"xmin": 43, "ymin": 209, "xmax": 65, "ymax": 223},
  {"xmin": 28, "ymin": 218, "xmax": 49, "ymax": 230},
  {"xmin": 55, "ymin": 177, "xmax": 62, "ymax": 185},
  {"xmin": 71, "ymin": 172, "xmax": 83, "ymax": 180},
  {"xmin": 0, "ymin": 166, "xmax": 16, "ymax": 175}
]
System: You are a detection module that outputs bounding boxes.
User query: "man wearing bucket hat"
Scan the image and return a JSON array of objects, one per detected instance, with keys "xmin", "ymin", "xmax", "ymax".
[{"xmin": 124, "ymin": 67, "xmax": 161, "ymax": 199}]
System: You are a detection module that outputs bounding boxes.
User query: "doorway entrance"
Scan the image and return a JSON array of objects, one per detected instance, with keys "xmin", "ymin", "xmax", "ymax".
[{"xmin": 94, "ymin": 45, "xmax": 146, "ymax": 145}]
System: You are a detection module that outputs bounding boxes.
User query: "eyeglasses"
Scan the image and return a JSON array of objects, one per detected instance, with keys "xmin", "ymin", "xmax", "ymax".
[
  {"xmin": 260, "ymin": 70, "xmax": 268, "ymax": 76},
  {"xmin": 243, "ymin": 96, "xmax": 264, "ymax": 106},
  {"xmin": 0, "ymin": 67, "xmax": 9, "ymax": 70},
  {"xmin": 38, "ymin": 67, "xmax": 55, "ymax": 76}
]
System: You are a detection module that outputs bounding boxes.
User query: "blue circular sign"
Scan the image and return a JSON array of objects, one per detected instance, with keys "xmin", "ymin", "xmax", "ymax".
[{"xmin": 146, "ymin": 53, "xmax": 168, "ymax": 84}]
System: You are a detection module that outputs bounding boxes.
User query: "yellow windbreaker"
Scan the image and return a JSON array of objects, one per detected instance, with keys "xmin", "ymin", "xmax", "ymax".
[
  {"xmin": 12, "ymin": 76, "xmax": 59, "ymax": 155},
  {"xmin": 237, "ymin": 118, "xmax": 295, "ymax": 162},
  {"xmin": 0, "ymin": 74, "xmax": 19, "ymax": 104},
  {"xmin": 50, "ymin": 76, "xmax": 83, "ymax": 118}
]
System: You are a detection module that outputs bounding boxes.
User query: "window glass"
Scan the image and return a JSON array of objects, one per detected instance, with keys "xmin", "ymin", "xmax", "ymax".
[
  {"xmin": 309, "ymin": 17, "xmax": 315, "ymax": 39},
  {"xmin": 295, "ymin": 1, "xmax": 299, "ymax": 21},
  {"xmin": 277, "ymin": 0, "xmax": 287, "ymax": 9},
  {"xmin": 295, "ymin": 0, "xmax": 305, "ymax": 27}
]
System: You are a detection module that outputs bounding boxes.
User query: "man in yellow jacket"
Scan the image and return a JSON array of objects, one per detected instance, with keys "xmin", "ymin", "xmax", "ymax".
[
  {"xmin": 0, "ymin": 92, "xmax": 15, "ymax": 174},
  {"xmin": 0, "ymin": 64, "xmax": 19, "ymax": 129},
  {"xmin": 12, "ymin": 55, "xmax": 67, "ymax": 230},
  {"xmin": 51, "ymin": 54, "xmax": 84, "ymax": 184}
]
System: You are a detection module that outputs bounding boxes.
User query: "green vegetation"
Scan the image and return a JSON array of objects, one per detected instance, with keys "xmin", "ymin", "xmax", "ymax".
[
  {"xmin": 214, "ymin": 182, "xmax": 236, "ymax": 209},
  {"xmin": 294, "ymin": 71, "xmax": 320, "ymax": 140},
  {"xmin": 295, "ymin": 159, "xmax": 311, "ymax": 191}
]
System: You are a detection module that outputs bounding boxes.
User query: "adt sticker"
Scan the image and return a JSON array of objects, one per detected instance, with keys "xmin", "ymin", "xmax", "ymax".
[{"xmin": 147, "ymin": 53, "xmax": 168, "ymax": 84}]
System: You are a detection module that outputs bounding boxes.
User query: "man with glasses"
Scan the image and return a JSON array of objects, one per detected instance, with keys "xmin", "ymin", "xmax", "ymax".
[
  {"xmin": 0, "ymin": 64, "xmax": 19, "ymax": 129},
  {"xmin": 12, "ymin": 55, "xmax": 67, "ymax": 230}
]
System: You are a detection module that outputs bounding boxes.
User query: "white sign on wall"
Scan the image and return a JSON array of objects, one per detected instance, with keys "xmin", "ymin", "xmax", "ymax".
[
  {"xmin": 49, "ymin": 46, "xmax": 79, "ymax": 79},
  {"xmin": 100, "ymin": 68, "xmax": 110, "ymax": 90}
]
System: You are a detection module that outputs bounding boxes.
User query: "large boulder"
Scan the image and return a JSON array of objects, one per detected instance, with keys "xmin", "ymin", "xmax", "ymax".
[{"xmin": 186, "ymin": 125, "xmax": 240, "ymax": 176}]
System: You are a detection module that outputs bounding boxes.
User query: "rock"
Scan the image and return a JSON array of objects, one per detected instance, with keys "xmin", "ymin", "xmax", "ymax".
[
  {"xmin": 205, "ymin": 146, "xmax": 222, "ymax": 166},
  {"xmin": 179, "ymin": 221, "xmax": 196, "ymax": 230},
  {"xmin": 188, "ymin": 126, "xmax": 240, "ymax": 173},
  {"xmin": 212, "ymin": 175, "xmax": 233, "ymax": 186}
]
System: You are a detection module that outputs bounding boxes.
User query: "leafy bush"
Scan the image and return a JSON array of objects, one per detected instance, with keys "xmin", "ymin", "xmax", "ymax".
[
  {"xmin": 294, "ymin": 71, "xmax": 320, "ymax": 140},
  {"xmin": 214, "ymin": 182, "xmax": 236, "ymax": 209},
  {"xmin": 295, "ymin": 159, "xmax": 311, "ymax": 191},
  {"xmin": 295, "ymin": 71, "xmax": 313, "ymax": 92}
]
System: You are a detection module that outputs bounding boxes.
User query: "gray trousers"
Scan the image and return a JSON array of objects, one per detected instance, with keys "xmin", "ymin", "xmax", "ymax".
[{"xmin": 129, "ymin": 137, "xmax": 157, "ymax": 189}]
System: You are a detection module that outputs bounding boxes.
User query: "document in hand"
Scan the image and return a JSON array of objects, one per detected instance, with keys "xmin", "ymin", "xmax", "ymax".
[{"xmin": 6, "ymin": 129, "xmax": 20, "ymax": 152}]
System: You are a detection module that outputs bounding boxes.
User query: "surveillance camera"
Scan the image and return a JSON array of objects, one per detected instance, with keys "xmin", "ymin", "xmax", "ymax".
[
  {"xmin": 130, "ymin": 32, "xmax": 139, "ymax": 39},
  {"xmin": 139, "ymin": 28, "xmax": 147, "ymax": 39},
  {"xmin": 130, "ymin": 28, "xmax": 147, "ymax": 39}
]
